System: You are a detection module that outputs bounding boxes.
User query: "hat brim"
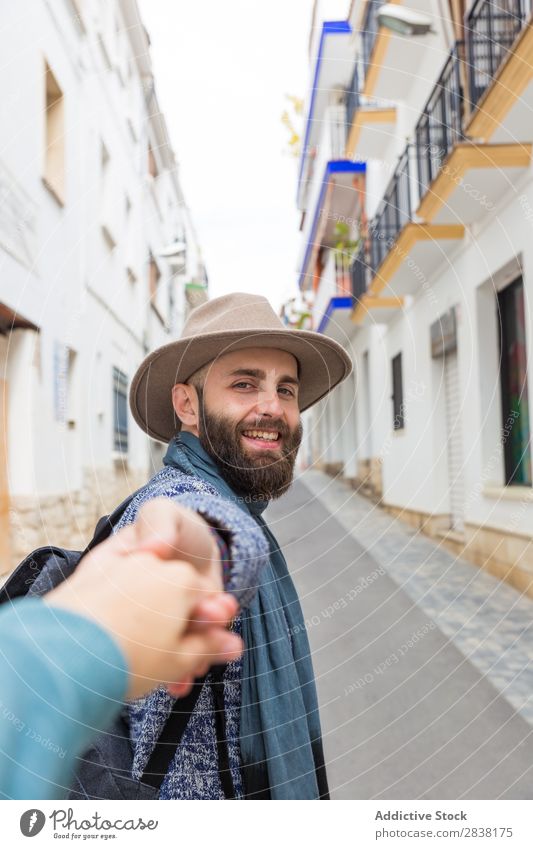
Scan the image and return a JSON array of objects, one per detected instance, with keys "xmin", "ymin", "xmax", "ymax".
[{"xmin": 129, "ymin": 328, "xmax": 353, "ymax": 442}]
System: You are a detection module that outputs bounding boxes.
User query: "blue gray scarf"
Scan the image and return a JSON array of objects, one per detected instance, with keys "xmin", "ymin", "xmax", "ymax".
[{"xmin": 163, "ymin": 432, "xmax": 329, "ymax": 800}]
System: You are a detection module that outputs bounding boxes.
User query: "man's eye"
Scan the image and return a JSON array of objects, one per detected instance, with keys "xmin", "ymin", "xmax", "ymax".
[
  {"xmin": 279, "ymin": 387, "xmax": 295, "ymax": 397},
  {"xmin": 233, "ymin": 381, "xmax": 254, "ymax": 389}
]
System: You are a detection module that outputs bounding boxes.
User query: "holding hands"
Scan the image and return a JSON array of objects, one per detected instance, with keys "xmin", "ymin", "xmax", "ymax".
[{"xmin": 45, "ymin": 498, "xmax": 242, "ymax": 700}]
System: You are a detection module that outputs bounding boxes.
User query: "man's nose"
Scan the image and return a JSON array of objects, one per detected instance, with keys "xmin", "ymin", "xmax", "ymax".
[{"xmin": 255, "ymin": 387, "xmax": 283, "ymax": 418}]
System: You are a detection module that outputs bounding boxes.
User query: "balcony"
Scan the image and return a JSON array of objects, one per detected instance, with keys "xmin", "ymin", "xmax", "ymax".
[
  {"xmin": 465, "ymin": 0, "xmax": 533, "ymax": 142},
  {"xmin": 359, "ymin": 0, "xmax": 439, "ymax": 103},
  {"xmin": 360, "ymin": 144, "xmax": 464, "ymax": 305},
  {"xmin": 467, "ymin": 0, "xmax": 530, "ymax": 107},
  {"xmin": 312, "ymin": 250, "xmax": 355, "ymax": 342},
  {"xmin": 350, "ymin": 247, "xmax": 367, "ymax": 304},
  {"xmin": 345, "ymin": 64, "xmax": 361, "ymax": 132},
  {"xmin": 415, "ymin": 44, "xmax": 464, "ymax": 198},
  {"xmin": 185, "ymin": 281, "xmax": 208, "ymax": 309},
  {"xmin": 369, "ymin": 145, "xmax": 412, "ymax": 276},
  {"xmin": 415, "ymin": 44, "xmax": 532, "ymax": 225},
  {"xmin": 328, "ymin": 103, "xmax": 348, "ymax": 161},
  {"xmin": 360, "ymin": 0, "xmax": 382, "ymax": 90},
  {"xmin": 296, "ymin": 19, "xmax": 354, "ymax": 210},
  {"xmin": 349, "ymin": 240, "xmax": 403, "ymax": 325},
  {"xmin": 298, "ymin": 156, "xmax": 366, "ymax": 291},
  {"xmin": 348, "ymin": 10, "xmax": 533, "ymax": 316},
  {"xmin": 345, "ymin": 62, "xmax": 397, "ymax": 161},
  {"xmin": 351, "ymin": 239, "xmax": 405, "ymax": 326}
]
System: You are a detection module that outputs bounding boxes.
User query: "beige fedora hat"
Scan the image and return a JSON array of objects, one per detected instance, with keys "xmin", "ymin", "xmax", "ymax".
[{"xmin": 130, "ymin": 292, "xmax": 353, "ymax": 442}]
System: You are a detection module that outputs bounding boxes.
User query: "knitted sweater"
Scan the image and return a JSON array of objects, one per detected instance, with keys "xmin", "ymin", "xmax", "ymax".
[{"xmin": 115, "ymin": 465, "xmax": 270, "ymax": 799}]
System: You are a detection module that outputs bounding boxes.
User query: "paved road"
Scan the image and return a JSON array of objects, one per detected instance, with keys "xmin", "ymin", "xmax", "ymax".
[{"xmin": 265, "ymin": 470, "xmax": 533, "ymax": 800}]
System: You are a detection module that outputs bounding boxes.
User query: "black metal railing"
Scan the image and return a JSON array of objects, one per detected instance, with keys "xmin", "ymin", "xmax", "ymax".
[
  {"xmin": 369, "ymin": 145, "xmax": 412, "ymax": 276},
  {"xmin": 350, "ymin": 246, "xmax": 368, "ymax": 303},
  {"xmin": 345, "ymin": 63, "xmax": 361, "ymax": 130},
  {"xmin": 466, "ymin": 0, "xmax": 532, "ymax": 107},
  {"xmin": 328, "ymin": 104, "xmax": 348, "ymax": 159},
  {"xmin": 361, "ymin": 0, "xmax": 381, "ymax": 87},
  {"xmin": 415, "ymin": 44, "xmax": 465, "ymax": 196}
]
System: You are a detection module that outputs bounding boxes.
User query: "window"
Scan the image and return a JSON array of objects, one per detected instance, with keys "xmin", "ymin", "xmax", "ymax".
[
  {"xmin": 112, "ymin": 367, "xmax": 128, "ymax": 453},
  {"xmin": 66, "ymin": 0, "xmax": 85, "ymax": 33},
  {"xmin": 54, "ymin": 345, "xmax": 78, "ymax": 427},
  {"xmin": 148, "ymin": 144, "xmax": 158, "ymax": 179},
  {"xmin": 498, "ymin": 276, "xmax": 531, "ymax": 485},
  {"xmin": 97, "ymin": 32, "xmax": 113, "ymax": 71},
  {"xmin": 101, "ymin": 140, "xmax": 110, "ymax": 172},
  {"xmin": 149, "ymin": 254, "xmax": 161, "ymax": 301},
  {"xmin": 391, "ymin": 353, "xmax": 404, "ymax": 430},
  {"xmin": 168, "ymin": 281, "xmax": 175, "ymax": 330},
  {"xmin": 100, "ymin": 141, "xmax": 116, "ymax": 250},
  {"xmin": 44, "ymin": 62, "xmax": 65, "ymax": 204}
]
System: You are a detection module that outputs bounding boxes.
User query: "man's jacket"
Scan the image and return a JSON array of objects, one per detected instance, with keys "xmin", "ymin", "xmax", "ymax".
[
  {"xmin": 68, "ymin": 466, "xmax": 269, "ymax": 800},
  {"xmin": 68, "ymin": 432, "xmax": 330, "ymax": 800}
]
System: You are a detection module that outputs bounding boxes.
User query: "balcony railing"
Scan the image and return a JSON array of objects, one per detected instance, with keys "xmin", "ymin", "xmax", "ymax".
[
  {"xmin": 466, "ymin": 0, "xmax": 532, "ymax": 107},
  {"xmin": 345, "ymin": 64, "xmax": 360, "ymax": 130},
  {"xmin": 369, "ymin": 145, "xmax": 412, "ymax": 276},
  {"xmin": 415, "ymin": 44, "xmax": 465, "ymax": 196},
  {"xmin": 327, "ymin": 103, "xmax": 348, "ymax": 159},
  {"xmin": 350, "ymin": 247, "xmax": 368, "ymax": 303},
  {"xmin": 361, "ymin": 0, "xmax": 381, "ymax": 87}
]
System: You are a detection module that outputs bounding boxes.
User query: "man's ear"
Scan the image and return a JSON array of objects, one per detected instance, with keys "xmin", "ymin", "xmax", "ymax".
[{"xmin": 172, "ymin": 383, "xmax": 199, "ymax": 434}]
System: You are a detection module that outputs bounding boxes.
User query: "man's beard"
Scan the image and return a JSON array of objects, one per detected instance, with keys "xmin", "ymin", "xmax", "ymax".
[{"xmin": 196, "ymin": 392, "xmax": 303, "ymax": 501}]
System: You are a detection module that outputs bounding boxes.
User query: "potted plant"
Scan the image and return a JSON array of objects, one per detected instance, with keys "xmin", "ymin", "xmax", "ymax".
[{"xmin": 332, "ymin": 221, "xmax": 360, "ymax": 294}]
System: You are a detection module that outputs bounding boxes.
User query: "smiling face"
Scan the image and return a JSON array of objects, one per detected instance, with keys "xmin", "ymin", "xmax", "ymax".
[{"xmin": 171, "ymin": 347, "xmax": 303, "ymax": 500}]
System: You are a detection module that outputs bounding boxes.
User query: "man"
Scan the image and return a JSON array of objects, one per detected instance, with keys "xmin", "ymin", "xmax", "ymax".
[{"xmin": 74, "ymin": 292, "xmax": 353, "ymax": 800}]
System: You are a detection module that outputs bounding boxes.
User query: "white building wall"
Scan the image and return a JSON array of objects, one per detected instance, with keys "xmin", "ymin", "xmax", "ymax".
[
  {"xmin": 300, "ymin": 0, "xmax": 533, "ymax": 592},
  {"xmin": 338, "ymin": 370, "xmax": 358, "ymax": 478},
  {"xmin": 0, "ymin": 0, "xmax": 205, "ymax": 567},
  {"xmin": 378, "ymin": 163, "xmax": 533, "ymax": 534}
]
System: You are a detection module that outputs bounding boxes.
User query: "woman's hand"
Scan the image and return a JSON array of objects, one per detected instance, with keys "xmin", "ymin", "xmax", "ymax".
[{"xmin": 44, "ymin": 500, "xmax": 242, "ymax": 700}]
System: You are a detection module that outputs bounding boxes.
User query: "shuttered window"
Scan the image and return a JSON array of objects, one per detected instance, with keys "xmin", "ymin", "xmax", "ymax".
[
  {"xmin": 498, "ymin": 277, "xmax": 531, "ymax": 485},
  {"xmin": 113, "ymin": 367, "xmax": 128, "ymax": 453},
  {"xmin": 391, "ymin": 353, "xmax": 404, "ymax": 430}
]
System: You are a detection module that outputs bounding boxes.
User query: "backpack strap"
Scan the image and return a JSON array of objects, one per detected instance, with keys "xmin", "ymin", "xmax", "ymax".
[
  {"xmin": 84, "ymin": 485, "xmax": 147, "ymax": 553},
  {"xmin": 139, "ymin": 677, "xmax": 208, "ymax": 789},
  {"xmin": 139, "ymin": 666, "xmax": 233, "ymax": 795},
  {"xmin": 211, "ymin": 665, "xmax": 237, "ymax": 798}
]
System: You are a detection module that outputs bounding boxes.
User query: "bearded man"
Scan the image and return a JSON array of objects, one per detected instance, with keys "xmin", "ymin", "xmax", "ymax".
[{"xmin": 70, "ymin": 292, "xmax": 352, "ymax": 801}]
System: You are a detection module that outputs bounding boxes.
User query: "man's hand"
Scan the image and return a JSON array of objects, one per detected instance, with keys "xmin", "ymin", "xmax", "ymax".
[
  {"xmin": 44, "ymin": 503, "xmax": 242, "ymax": 700},
  {"xmin": 133, "ymin": 498, "xmax": 224, "ymax": 593}
]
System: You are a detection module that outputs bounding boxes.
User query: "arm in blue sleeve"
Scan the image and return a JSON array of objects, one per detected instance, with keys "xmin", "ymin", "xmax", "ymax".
[
  {"xmin": 0, "ymin": 598, "xmax": 128, "ymax": 800},
  {"xmin": 172, "ymin": 491, "xmax": 269, "ymax": 609}
]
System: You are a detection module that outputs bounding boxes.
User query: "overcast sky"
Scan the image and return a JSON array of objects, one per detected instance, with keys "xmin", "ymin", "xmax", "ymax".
[{"xmin": 138, "ymin": 0, "xmax": 315, "ymax": 311}]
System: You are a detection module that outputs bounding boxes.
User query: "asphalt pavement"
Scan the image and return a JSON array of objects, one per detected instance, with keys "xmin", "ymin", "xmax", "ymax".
[{"xmin": 265, "ymin": 469, "xmax": 533, "ymax": 800}]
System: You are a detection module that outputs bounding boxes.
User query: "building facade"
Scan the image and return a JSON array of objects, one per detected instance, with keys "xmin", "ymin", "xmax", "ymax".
[
  {"xmin": 0, "ymin": 0, "xmax": 206, "ymax": 570},
  {"xmin": 299, "ymin": 0, "xmax": 533, "ymax": 594}
]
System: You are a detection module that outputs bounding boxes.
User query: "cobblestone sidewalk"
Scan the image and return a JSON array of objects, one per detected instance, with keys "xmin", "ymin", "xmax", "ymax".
[{"xmin": 301, "ymin": 469, "xmax": 533, "ymax": 726}]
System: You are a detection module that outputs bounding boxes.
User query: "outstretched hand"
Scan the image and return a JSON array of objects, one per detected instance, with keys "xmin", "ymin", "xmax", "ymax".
[
  {"xmin": 133, "ymin": 497, "xmax": 224, "ymax": 594},
  {"xmin": 44, "ymin": 499, "xmax": 242, "ymax": 700}
]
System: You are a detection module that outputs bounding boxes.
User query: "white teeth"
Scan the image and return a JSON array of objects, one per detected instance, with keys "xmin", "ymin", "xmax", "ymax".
[{"xmin": 243, "ymin": 430, "xmax": 279, "ymax": 441}]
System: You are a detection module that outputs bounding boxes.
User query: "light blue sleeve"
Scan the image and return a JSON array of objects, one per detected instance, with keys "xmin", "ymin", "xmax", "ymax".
[{"xmin": 0, "ymin": 598, "xmax": 128, "ymax": 799}]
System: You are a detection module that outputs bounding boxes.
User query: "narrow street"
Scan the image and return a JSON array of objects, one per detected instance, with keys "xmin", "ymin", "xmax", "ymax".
[{"xmin": 267, "ymin": 470, "xmax": 533, "ymax": 800}]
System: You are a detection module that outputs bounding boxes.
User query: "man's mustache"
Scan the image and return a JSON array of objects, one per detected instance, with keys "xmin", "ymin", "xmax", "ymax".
[{"xmin": 238, "ymin": 418, "xmax": 294, "ymax": 439}]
